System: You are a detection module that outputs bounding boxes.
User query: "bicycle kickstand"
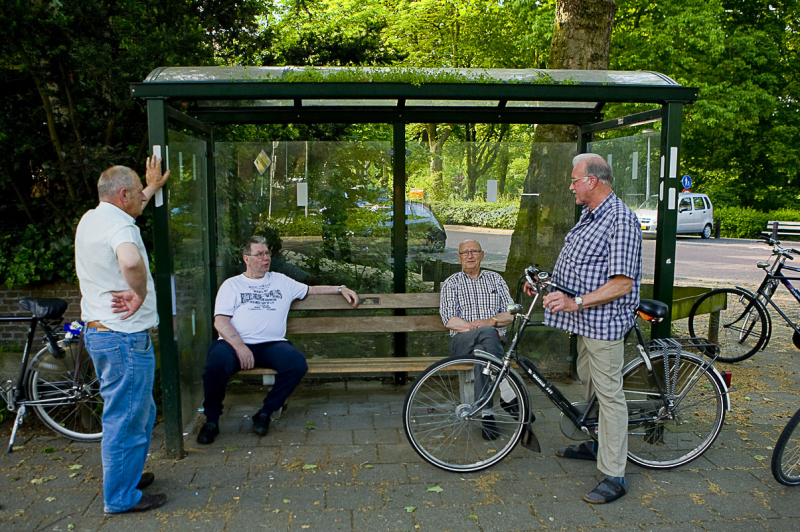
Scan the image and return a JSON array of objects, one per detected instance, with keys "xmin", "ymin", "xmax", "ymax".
[{"xmin": 6, "ymin": 404, "xmax": 26, "ymax": 454}]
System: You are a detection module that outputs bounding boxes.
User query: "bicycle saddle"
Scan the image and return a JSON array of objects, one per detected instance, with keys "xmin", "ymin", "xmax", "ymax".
[
  {"xmin": 18, "ymin": 298, "xmax": 68, "ymax": 319},
  {"xmin": 638, "ymin": 299, "xmax": 668, "ymax": 319}
]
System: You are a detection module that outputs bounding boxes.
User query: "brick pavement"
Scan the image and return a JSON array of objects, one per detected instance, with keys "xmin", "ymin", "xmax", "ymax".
[{"xmin": 2, "ymin": 326, "xmax": 800, "ymax": 532}]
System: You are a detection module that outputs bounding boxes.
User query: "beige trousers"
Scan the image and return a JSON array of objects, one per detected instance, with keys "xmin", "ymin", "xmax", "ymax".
[{"xmin": 576, "ymin": 335, "xmax": 628, "ymax": 477}]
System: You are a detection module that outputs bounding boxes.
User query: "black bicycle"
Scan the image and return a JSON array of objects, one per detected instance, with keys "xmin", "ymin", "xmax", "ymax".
[
  {"xmin": 687, "ymin": 235, "xmax": 800, "ymax": 363},
  {"xmin": 772, "ymin": 404, "xmax": 800, "ymax": 486},
  {"xmin": 403, "ymin": 267, "xmax": 731, "ymax": 472},
  {"xmin": 0, "ymin": 298, "xmax": 102, "ymax": 452}
]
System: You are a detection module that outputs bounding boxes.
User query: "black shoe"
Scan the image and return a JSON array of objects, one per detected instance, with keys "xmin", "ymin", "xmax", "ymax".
[
  {"xmin": 481, "ymin": 415, "xmax": 499, "ymax": 440},
  {"xmin": 119, "ymin": 493, "xmax": 167, "ymax": 513},
  {"xmin": 556, "ymin": 441, "xmax": 597, "ymax": 461},
  {"xmin": 500, "ymin": 398, "xmax": 520, "ymax": 419},
  {"xmin": 253, "ymin": 411, "xmax": 271, "ymax": 436},
  {"xmin": 135, "ymin": 472, "xmax": 154, "ymax": 490},
  {"xmin": 197, "ymin": 422, "xmax": 219, "ymax": 444}
]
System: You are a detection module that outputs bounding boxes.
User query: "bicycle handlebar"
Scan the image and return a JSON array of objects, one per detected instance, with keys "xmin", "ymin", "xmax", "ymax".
[
  {"xmin": 524, "ymin": 266, "xmax": 578, "ymax": 297},
  {"xmin": 757, "ymin": 234, "xmax": 797, "ymax": 260}
]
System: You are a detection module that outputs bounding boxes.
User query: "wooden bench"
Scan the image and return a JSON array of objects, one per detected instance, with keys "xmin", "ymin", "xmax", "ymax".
[
  {"xmin": 763, "ymin": 221, "xmax": 800, "ymax": 242},
  {"xmin": 237, "ymin": 293, "xmax": 447, "ymax": 384}
]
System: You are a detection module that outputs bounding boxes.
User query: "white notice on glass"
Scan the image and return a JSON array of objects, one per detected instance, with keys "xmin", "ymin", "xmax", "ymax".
[
  {"xmin": 669, "ymin": 147, "xmax": 678, "ymax": 178},
  {"xmin": 487, "ymin": 180, "xmax": 498, "ymax": 203},
  {"xmin": 152, "ymin": 145, "xmax": 163, "ymax": 207},
  {"xmin": 297, "ymin": 183, "xmax": 308, "ymax": 207},
  {"xmin": 632, "ymin": 152, "xmax": 638, "ymax": 180}
]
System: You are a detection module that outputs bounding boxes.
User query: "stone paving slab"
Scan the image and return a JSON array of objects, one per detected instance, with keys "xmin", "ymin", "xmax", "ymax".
[{"xmin": 3, "ymin": 325, "xmax": 800, "ymax": 531}]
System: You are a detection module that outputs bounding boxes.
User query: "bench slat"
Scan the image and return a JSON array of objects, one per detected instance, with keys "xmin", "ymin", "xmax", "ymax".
[
  {"xmin": 290, "ymin": 293, "xmax": 441, "ymax": 311},
  {"xmin": 239, "ymin": 357, "xmax": 467, "ymax": 375},
  {"xmin": 287, "ymin": 315, "xmax": 445, "ymax": 334}
]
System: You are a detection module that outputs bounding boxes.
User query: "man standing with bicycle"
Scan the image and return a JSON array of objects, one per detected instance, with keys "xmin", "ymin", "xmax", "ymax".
[
  {"xmin": 527, "ymin": 153, "xmax": 641, "ymax": 504},
  {"xmin": 75, "ymin": 156, "xmax": 169, "ymax": 513}
]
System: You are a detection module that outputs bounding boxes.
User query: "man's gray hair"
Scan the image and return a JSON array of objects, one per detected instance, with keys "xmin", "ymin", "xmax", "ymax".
[
  {"xmin": 572, "ymin": 153, "xmax": 613, "ymax": 186},
  {"xmin": 241, "ymin": 235, "xmax": 268, "ymax": 256},
  {"xmin": 97, "ymin": 166, "xmax": 140, "ymax": 200}
]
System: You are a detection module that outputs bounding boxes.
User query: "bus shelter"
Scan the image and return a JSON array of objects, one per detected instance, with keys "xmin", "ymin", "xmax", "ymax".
[{"xmin": 131, "ymin": 67, "xmax": 698, "ymax": 456}]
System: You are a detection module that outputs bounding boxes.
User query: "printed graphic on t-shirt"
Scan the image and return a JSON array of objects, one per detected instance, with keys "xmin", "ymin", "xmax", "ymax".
[{"xmin": 240, "ymin": 288, "xmax": 284, "ymax": 310}]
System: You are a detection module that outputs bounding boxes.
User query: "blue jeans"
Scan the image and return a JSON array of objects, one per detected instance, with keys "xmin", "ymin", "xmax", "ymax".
[
  {"xmin": 84, "ymin": 329, "xmax": 157, "ymax": 513},
  {"xmin": 202, "ymin": 340, "xmax": 308, "ymax": 424}
]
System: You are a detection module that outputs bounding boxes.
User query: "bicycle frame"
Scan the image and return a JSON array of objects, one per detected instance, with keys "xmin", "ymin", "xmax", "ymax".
[
  {"xmin": 752, "ymin": 256, "xmax": 800, "ymax": 337},
  {"xmin": 0, "ymin": 315, "xmax": 51, "ymax": 409}
]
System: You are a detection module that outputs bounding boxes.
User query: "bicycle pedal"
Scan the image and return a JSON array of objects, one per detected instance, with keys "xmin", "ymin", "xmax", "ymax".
[{"xmin": 520, "ymin": 423, "xmax": 541, "ymax": 453}]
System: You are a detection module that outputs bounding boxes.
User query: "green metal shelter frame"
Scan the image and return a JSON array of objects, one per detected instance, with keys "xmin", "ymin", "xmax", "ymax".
[{"xmin": 131, "ymin": 66, "xmax": 698, "ymax": 457}]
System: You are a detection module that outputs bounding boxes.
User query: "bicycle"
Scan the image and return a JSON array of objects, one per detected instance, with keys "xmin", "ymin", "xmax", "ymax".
[
  {"xmin": 687, "ymin": 235, "xmax": 800, "ymax": 363},
  {"xmin": 771, "ymin": 404, "xmax": 800, "ymax": 486},
  {"xmin": 402, "ymin": 266, "xmax": 732, "ymax": 473},
  {"xmin": 0, "ymin": 298, "xmax": 103, "ymax": 452}
]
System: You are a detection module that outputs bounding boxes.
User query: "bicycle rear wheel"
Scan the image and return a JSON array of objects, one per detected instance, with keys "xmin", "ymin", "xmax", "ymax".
[
  {"xmin": 623, "ymin": 351, "xmax": 725, "ymax": 469},
  {"xmin": 772, "ymin": 407, "xmax": 800, "ymax": 486},
  {"xmin": 27, "ymin": 338, "xmax": 103, "ymax": 442},
  {"xmin": 403, "ymin": 355, "xmax": 528, "ymax": 472},
  {"xmin": 688, "ymin": 288, "xmax": 768, "ymax": 363}
]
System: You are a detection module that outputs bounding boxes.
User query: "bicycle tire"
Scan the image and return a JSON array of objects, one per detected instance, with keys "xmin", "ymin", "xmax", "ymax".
[
  {"xmin": 27, "ymin": 338, "xmax": 103, "ymax": 442},
  {"xmin": 623, "ymin": 351, "xmax": 725, "ymax": 469},
  {"xmin": 771, "ymin": 406, "xmax": 800, "ymax": 486},
  {"xmin": 403, "ymin": 355, "xmax": 528, "ymax": 472},
  {"xmin": 687, "ymin": 288, "xmax": 768, "ymax": 363}
]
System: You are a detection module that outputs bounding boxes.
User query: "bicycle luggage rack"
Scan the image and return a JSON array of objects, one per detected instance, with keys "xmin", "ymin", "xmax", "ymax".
[{"xmin": 647, "ymin": 336, "xmax": 717, "ymax": 353}]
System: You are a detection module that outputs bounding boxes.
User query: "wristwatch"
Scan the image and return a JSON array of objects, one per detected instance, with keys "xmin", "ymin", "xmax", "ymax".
[
  {"xmin": 338, "ymin": 285, "xmax": 345, "ymax": 294},
  {"xmin": 575, "ymin": 296, "xmax": 584, "ymax": 312}
]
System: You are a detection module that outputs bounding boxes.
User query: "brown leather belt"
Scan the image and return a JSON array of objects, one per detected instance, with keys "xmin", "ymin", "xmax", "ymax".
[{"xmin": 86, "ymin": 321, "xmax": 111, "ymax": 332}]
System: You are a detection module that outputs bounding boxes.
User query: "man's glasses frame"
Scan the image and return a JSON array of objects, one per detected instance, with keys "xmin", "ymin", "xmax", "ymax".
[{"xmin": 458, "ymin": 250, "xmax": 483, "ymax": 256}]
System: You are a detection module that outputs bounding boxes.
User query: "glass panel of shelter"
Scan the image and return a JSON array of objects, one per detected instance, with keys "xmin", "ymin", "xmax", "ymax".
[{"xmin": 166, "ymin": 128, "xmax": 212, "ymax": 427}]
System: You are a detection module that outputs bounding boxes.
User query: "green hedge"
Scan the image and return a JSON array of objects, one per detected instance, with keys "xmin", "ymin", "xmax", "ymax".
[
  {"xmin": 716, "ymin": 206, "xmax": 800, "ymax": 239},
  {"xmin": 429, "ymin": 200, "xmax": 518, "ymax": 229}
]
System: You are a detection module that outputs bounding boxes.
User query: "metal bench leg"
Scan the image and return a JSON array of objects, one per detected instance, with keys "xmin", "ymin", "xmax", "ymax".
[{"xmin": 458, "ymin": 370, "xmax": 475, "ymax": 405}]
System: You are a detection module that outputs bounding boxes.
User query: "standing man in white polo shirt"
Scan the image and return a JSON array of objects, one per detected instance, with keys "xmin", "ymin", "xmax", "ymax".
[{"xmin": 75, "ymin": 156, "xmax": 169, "ymax": 513}]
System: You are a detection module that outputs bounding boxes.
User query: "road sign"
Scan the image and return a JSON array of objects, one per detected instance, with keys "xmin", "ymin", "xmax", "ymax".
[{"xmin": 681, "ymin": 174, "xmax": 692, "ymax": 189}]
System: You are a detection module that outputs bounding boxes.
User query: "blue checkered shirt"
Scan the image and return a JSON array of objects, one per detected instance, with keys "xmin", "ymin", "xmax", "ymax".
[
  {"xmin": 545, "ymin": 192, "xmax": 642, "ymax": 341},
  {"xmin": 440, "ymin": 270, "xmax": 513, "ymax": 337}
]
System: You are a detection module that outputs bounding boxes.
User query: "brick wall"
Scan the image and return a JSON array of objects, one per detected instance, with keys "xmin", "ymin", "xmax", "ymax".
[{"xmin": 0, "ymin": 282, "xmax": 82, "ymax": 347}]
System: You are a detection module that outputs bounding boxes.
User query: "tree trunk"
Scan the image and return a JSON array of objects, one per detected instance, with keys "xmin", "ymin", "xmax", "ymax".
[
  {"xmin": 426, "ymin": 123, "xmax": 451, "ymax": 199},
  {"xmin": 505, "ymin": 0, "xmax": 616, "ymax": 283},
  {"xmin": 497, "ymin": 144, "xmax": 509, "ymax": 196}
]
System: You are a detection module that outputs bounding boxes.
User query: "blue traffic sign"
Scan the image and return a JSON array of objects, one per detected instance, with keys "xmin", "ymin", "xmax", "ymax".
[{"xmin": 681, "ymin": 174, "xmax": 692, "ymax": 189}]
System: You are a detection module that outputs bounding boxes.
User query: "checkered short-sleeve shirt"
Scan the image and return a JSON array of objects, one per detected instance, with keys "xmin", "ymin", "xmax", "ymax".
[
  {"xmin": 545, "ymin": 192, "xmax": 642, "ymax": 341},
  {"xmin": 440, "ymin": 270, "xmax": 513, "ymax": 337}
]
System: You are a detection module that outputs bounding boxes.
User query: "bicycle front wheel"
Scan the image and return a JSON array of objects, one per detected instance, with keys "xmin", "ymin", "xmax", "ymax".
[
  {"xmin": 688, "ymin": 288, "xmax": 768, "ymax": 363},
  {"xmin": 772, "ymin": 407, "xmax": 800, "ymax": 486},
  {"xmin": 623, "ymin": 351, "xmax": 725, "ymax": 469},
  {"xmin": 27, "ymin": 339, "xmax": 103, "ymax": 442},
  {"xmin": 403, "ymin": 355, "xmax": 528, "ymax": 472}
]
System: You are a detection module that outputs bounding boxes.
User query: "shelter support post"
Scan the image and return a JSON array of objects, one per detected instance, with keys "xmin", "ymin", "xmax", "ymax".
[
  {"xmin": 205, "ymin": 127, "xmax": 218, "ymax": 333},
  {"xmin": 147, "ymin": 99, "xmax": 185, "ymax": 458},
  {"xmin": 652, "ymin": 102, "xmax": 683, "ymax": 338},
  {"xmin": 393, "ymin": 122, "xmax": 407, "ymax": 385}
]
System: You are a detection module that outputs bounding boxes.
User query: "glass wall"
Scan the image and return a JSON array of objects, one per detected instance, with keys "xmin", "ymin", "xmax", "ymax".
[{"xmin": 167, "ymin": 128, "xmax": 212, "ymax": 427}]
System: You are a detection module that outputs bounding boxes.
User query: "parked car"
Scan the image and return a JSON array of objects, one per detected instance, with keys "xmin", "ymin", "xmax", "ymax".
[
  {"xmin": 635, "ymin": 193, "xmax": 714, "ymax": 239},
  {"xmin": 358, "ymin": 199, "xmax": 447, "ymax": 251}
]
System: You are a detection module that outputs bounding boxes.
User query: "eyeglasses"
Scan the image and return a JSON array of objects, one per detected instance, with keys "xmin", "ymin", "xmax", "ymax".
[
  {"xmin": 459, "ymin": 250, "xmax": 483, "ymax": 256},
  {"xmin": 571, "ymin": 175, "xmax": 596, "ymax": 184},
  {"xmin": 246, "ymin": 251, "xmax": 270, "ymax": 258}
]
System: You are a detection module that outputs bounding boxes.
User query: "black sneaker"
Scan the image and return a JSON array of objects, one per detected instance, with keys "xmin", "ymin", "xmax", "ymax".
[
  {"xmin": 252, "ymin": 411, "xmax": 271, "ymax": 436},
  {"xmin": 196, "ymin": 422, "xmax": 219, "ymax": 445},
  {"xmin": 481, "ymin": 414, "xmax": 499, "ymax": 440},
  {"xmin": 500, "ymin": 398, "xmax": 520, "ymax": 419}
]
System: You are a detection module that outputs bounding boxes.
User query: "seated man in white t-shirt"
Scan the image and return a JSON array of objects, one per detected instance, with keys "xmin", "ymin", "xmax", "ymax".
[{"xmin": 197, "ymin": 235, "xmax": 359, "ymax": 444}]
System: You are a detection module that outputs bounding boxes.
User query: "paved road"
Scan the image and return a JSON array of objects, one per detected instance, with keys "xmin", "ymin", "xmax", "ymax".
[{"xmin": 444, "ymin": 226, "xmax": 784, "ymax": 289}]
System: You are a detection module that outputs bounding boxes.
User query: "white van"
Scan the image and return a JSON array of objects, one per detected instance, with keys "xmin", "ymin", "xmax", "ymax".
[{"xmin": 635, "ymin": 193, "xmax": 714, "ymax": 239}]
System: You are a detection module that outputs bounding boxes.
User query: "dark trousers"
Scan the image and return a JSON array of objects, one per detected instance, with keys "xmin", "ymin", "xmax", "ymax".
[
  {"xmin": 448, "ymin": 327, "xmax": 505, "ymax": 409},
  {"xmin": 202, "ymin": 339, "xmax": 308, "ymax": 423}
]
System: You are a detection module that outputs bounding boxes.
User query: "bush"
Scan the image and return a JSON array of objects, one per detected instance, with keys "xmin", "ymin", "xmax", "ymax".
[
  {"xmin": 716, "ymin": 206, "xmax": 800, "ymax": 239},
  {"xmin": 429, "ymin": 200, "xmax": 518, "ymax": 229},
  {"xmin": 0, "ymin": 225, "xmax": 77, "ymax": 288}
]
